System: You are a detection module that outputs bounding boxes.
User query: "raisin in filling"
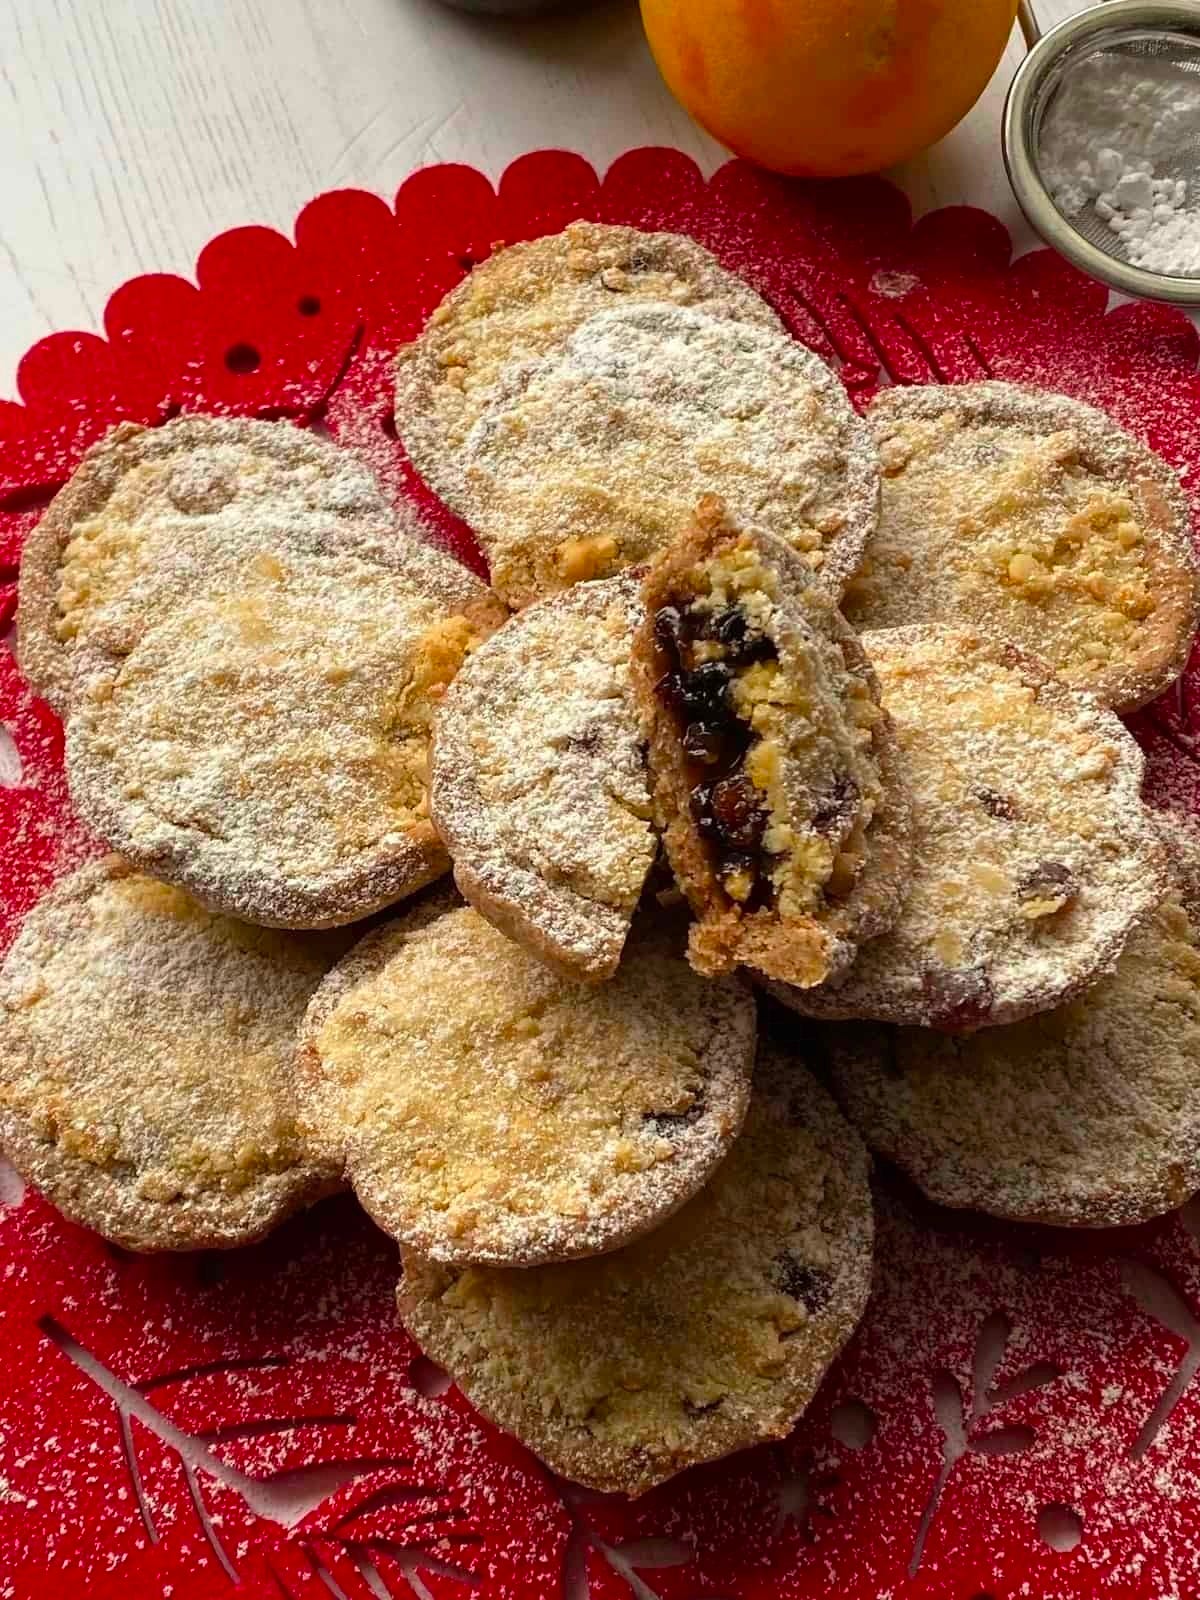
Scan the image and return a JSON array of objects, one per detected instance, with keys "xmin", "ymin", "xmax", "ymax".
[
  {"xmin": 653, "ymin": 601, "xmax": 779, "ymax": 907},
  {"xmin": 771, "ymin": 1251, "xmax": 833, "ymax": 1316}
]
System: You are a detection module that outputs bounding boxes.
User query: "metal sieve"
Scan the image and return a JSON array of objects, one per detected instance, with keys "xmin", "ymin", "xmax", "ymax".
[{"xmin": 1004, "ymin": 0, "xmax": 1200, "ymax": 304}]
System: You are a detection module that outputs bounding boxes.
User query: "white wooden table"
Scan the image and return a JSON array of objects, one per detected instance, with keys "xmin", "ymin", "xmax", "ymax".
[{"xmin": 0, "ymin": 0, "xmax": 1091, "ymax": 393}]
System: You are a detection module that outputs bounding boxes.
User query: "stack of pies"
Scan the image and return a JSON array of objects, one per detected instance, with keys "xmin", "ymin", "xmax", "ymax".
[{"xmin": 3, "ymin": 220, "xmax": 1197, "ymax": 1497}]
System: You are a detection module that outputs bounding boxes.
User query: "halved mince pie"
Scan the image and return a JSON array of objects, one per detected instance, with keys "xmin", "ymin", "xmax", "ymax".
[
  {"xmin": 430, "ymin": 574, "xmax": 655, "ymax": 981},
  {"xmin": 632, "ymin": 498, "xmax": 911, "ymax": 987}
]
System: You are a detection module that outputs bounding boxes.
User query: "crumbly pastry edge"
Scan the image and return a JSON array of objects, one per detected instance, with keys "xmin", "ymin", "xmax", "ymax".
[
  {"xmin": 867, "ymin": 379, "xmax": 1200, "ymax": 713},
  {"xmin": 766, "ymin": 621, "xmax": 1171, "ymax": 1030},
  {"xmin": 394, "ymin": 1044, "xmax": 875, "ymax": 1496},
  {"xmin": 62, "ymin": 527, "xmax": 509, "ymax": 929},
  {"xmin": 631, "ymin": 500, "xmax": 910, "ymax": 988},
  {"xmin": 802, "ymin": 625, "xmax": 913, "ymax": 953},
  {"xmin": 294, "ymin": 897, "xmax": 760, "ymax": 1268},
  {"xmin": 447, "ymin": 856, "xmax": 633, "ymax": 983},
  {"xmin": 393, "ymin": 223, "xmax": 786, "ymax": 543},
  {"xmin": 449, "ymin": 302, "xmax": 882, "ymax": 607},
  {"xmin": 816, "ymin": 811, "xmax": 1200, "ymax": 1227},
  {"xmin": 16, "ymin": 414, "xmax": 399, "ymax": 715},
  {"xmin": 66, "ymin": 728, "xmax": 451, "ymax": 930},
  {"xmin": 0, "ymin": 854, "xmax": 343, "ymax": 1252},
  {"xmin": 430, "ymin": 573, "xmax": 652, "ymax": 982}
]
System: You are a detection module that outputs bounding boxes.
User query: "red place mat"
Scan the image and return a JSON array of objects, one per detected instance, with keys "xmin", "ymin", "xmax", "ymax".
[{"xmin": 2, "ymin": 147, "xmax": 1200, "ymax": 1600}]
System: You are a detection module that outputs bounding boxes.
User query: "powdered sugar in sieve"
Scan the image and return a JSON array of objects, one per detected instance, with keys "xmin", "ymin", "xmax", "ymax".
[{"xmin": 1006, "ymin": 1, "xmax": 1200, "ymax": 304}]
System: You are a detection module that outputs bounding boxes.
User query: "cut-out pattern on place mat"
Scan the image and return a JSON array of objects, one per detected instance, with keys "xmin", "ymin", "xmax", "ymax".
[{"xmin": 2, "ymin": 147, "xmax": 1200, "ymax": 1599}]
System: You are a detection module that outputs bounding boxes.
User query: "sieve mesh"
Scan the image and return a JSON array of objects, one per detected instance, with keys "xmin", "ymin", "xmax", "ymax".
[{"xmin": 1033, "ymin": 28, "xmax": 1200, "ymax": 280}]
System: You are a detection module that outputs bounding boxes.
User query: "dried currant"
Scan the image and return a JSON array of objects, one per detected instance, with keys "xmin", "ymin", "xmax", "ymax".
[
  {"xmin": 692, "ymin": 772, "xmax": 767, "ymax": 852},
  {"xmin": 642, "ymin": 1097, "xmax": 706, "ymax": 1136},
  {"xmin": 974, "ymin": 785, "xmax": 1018, "ymax": 821},
  {"xmin": 660, "ymin": 663, "xmax": 734, "ymax": 728},
  {"xmin": 655, "ymin": 670, "xmax": 686, "ymax": 719},
  {"xmin": 682, "ymin": 722, "xmax": 725, "ymax": 764},
  {"xmin": 1018, "ymin": 860, "xmax": 1076, "ymax": 903},
  {"xmin": 713, "ymin": 774, "xmax": 768, "ymax": 849},
  {"xmin": 772, "ymin": 1253, "xmax": 833, "ymax": 1314},
  {"xmin": 702, "ymin": 605, "xmax": 746, "ymax": 643},
  {"xmin": 731, "ymin": 632, "xmax": 776, "ymax": 666},
  {"xmin": 699, "ymin": 605, "xmax": 776, "ymax": 665},
  {"xmin": 653, "ymin": 604, "xmax": 686, "ymax": 659},
  {"xmin": 691, "ymin": 783, "xmax": 720, "ymax": 837},
  {"xmin": 719, "ymin": 849, "xmax": 759, "ymax": 885},
  {"xmin": 680, "ymin": 661, "xmax": 734, "ymax": 721}
]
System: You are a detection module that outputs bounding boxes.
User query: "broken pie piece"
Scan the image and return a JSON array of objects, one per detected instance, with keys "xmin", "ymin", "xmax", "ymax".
[
  {"xmin": 769, "ymin": 624, "xmax": 1168, "ymax": 1031},
  {"xmin": 632, "ymin": 498, "xmax": 911, "ymax": 987},
  {"xmin": 397, "ymin": 1039, "xmax": 873, "ymax": 1497},
  {"xmin": 430, "ymin": 574, "xmax": 655, "ymax": 981}
]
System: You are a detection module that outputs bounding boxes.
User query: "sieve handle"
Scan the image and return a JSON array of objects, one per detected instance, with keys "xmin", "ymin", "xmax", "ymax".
[{"xmin": 1018, "ymin": 0, "xmax": 1042, "ymax": 45}]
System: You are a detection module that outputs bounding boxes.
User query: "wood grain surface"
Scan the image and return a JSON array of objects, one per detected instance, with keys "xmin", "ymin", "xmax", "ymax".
[{"xmin": 0, "ymin": 0, "xmax": 1094, "ymax": 388}]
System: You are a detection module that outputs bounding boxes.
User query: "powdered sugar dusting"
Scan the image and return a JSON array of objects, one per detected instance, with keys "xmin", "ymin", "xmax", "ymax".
[
  {"xmin": 398, "ymin": 1043, "xmax": 872, "ymax": 1496},
  {"xmin": 1041, "ymin": 51, "xmax": 1200, "ymax": 279},
  {"xmin": 451, "ymin": 301, "xmax": 878, "ymax": 607},
  {"xmin": 395, "ymin": 218, "xmax": 784, "ymax": 481},
  {"xmin": 431, "ymin": 574, "xmax": 654, "ymax": 979},
  {"xmin": 0, "ymin": 1189, "xmax": 569, "ymax": 1599},
  {"xmin": 854, "ymin": 382, "xmax": 1200, "ymax": 714},
  {"xmin": 1, "ymin": 152, "xmax": 1200, "ymax": 1600},
  {"xmin": 296, "ymin": 903, "xmax": 756, "ymax": 1268},
  {"xmin": 17, "ymin": 416, "xmax": 397, "ymax": 715},
  {"xmin": 0, "ymin": 858, "xmax": 343, "ymax": 1251},
  {"xmin": 774, "ymin": 624, "xmax": 1166, "ymax": 1029},
  {"xmin": 824, "ymin": 818, "xmax": 1200, "ymax": 1226},
  {"xmin": 64, "ymin": 536, "xmax": 505, "ymax": 930}
]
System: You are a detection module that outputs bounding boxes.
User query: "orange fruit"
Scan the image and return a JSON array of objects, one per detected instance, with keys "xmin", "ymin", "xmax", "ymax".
[{"xmin": 640, "ymin": 0, "xmax": 1019, "ymax": 178}]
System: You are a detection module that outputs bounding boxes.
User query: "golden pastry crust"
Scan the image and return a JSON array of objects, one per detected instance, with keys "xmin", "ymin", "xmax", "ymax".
[
  {"xmin": 632, "ymin": 500, "xmax": 910, "ymax": 989},
  {"xmin": 430, "ymin": 574, "xmax": 655, "ymax": 981},
  {"xmin": 432, "ymin": 301, "xmax": 879, "ymax": 607},
  {"xmin": 770, "ymin": 624, "xmax": 1167, "ymax": 1030},
  {"xmin": 397, "ymin": 1041, "xmax": 873, "ymax": 1497},
  {"xmin": 394, "ymin": 219, "xmax": 783, "ymax": 505},
  {"xmin": 65, "ymin": 537, "xmax": 507, "ymax": 929},
  {"xmin": 849, "ymin": 382, "xmax": 1200, "ymax": 713},
  {"xmin": 0, "ymin": 858, "xmax": 345, "ymax": 1251},
  {"xmin": 294, "ymin": 902, "xmax": 756, "ymax": 1268},
  {"xmin": 17, "ymin": 416, "xmax": 395, "ymax": 713},
  {"xmin": 821, "ymin": 814, "xmax": 1200, "ymax": 1228}
]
